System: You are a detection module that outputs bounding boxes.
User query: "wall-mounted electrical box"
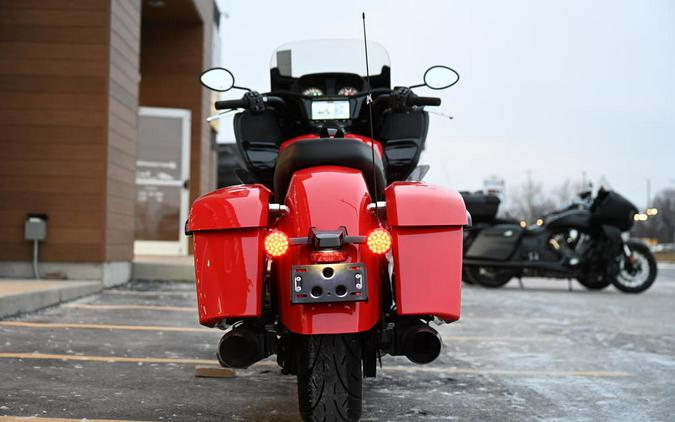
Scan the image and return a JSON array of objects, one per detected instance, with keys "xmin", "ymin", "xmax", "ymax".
[{"xmin": 25, "ymin": 214, "xmax": 48, "ymax": 241}]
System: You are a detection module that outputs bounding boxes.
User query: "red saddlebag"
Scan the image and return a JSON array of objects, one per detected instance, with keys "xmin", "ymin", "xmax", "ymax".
[
  {"xmin": 187, "ymin": 185, "xmax": 270, "ymax": 326},
  {"xmin": 385, "ymin": 182, "xmax": 467, "ymax": 322}
]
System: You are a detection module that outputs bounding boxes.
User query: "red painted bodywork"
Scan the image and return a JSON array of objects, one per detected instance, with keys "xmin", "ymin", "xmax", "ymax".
[
  {"xmin": 280, "ymin": 133, "xmax": 384, "ymax": 156},
  {"xmin": 187, "ymin": 133, "xmax": 467, "ymax": 332},
  {"xmin": 275, "ymin": 166, "xmax": 382, "ymax": 334},
  {"xmin": 385, "ymin": 182, "xmax": 467, "ymax": 321},
  {"xmin": 188, "ymin": 185, "xmax": 270, "ymax": 326}
]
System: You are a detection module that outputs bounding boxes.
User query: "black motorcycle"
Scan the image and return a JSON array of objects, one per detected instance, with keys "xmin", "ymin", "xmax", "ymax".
[{"xmin": 461, "ymin": 188, "xmax": 657, "ymax": 293}]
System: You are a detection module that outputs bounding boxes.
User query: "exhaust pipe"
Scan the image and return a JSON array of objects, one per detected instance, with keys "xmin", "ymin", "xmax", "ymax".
[
  {"xmin": 401, "ymin": 324, "xmax": 442, "ymax": 364},
  {"xmin": 216, "ymin": 324, "xmax": 269, "ymax": 369}
]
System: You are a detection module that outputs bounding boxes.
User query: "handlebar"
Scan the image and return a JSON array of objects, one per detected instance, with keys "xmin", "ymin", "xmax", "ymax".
[
  {"xmin": 407, "ymin": 96, "xmax": 442, "ymax": 107},
  {"xmin": 373, "ymin": 93, "xmax": 442, "ymax": 109},
  {"xmin": 215, "ymin": 98, "xmax": 249, "ymax": 110},
  {"xmin": 214, "ymin": 91, "xmax": 439, "ymax": 112},
  {"xmin": 214, "ymin": 94, "xmax": 287, "ymax": 111}
]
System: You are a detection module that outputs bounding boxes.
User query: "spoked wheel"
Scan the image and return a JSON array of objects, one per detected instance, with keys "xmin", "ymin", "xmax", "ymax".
[
  {"xmin": 576, "ymin": 274, "xmax": 611, "ymax": 290},
  {"xmin": 296, "ymin": 334, "xmax": 362, "ymax": 422},
  {"xmin": 465, "ymin": 265, "xmax": 514, "ymax": 288},
  {"xmin": 610, "ymin": 241, "xmax": 657, "ymax": 293}
]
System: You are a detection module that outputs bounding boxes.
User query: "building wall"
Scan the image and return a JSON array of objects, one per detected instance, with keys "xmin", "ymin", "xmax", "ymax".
[
  {"xmin": 0, "ymin": 0, "xmax": 214, "ymax": 277},
  {"xmin": 106, "ymin": 0, "xmax": 141, "ymax": 261},
  {"xmin": 0, "ymin": 0, "xmax": 113, "ymax": 262},
  {"xmin": 139, "ymin": 1, "xmax": 216, "ymax": 207}
]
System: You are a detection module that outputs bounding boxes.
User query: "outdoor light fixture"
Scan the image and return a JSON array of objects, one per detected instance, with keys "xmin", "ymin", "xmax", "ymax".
[{"xmin": 633, "ymin": 213, "xmax": 649, "ymax": 222}]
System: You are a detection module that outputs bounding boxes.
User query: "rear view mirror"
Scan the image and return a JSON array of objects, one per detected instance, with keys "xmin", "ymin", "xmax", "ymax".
[
  {"xmin": 200, "ymin": 67, "xmax": 235, "ymax": 92},
  {"xmin": 423, "ymin": 65, "xmax": 459, "ymax": 90}
]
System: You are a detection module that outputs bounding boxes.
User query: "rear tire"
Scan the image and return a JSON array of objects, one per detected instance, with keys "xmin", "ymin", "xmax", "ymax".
[
  {"xmin": 296, "ymin": 334, "xmax": 362, "ymax": 422},
  {"xmin": 465, "ymin": 265, "xmax": 513, "ymax": 288},
  {"xmin": 610, "ymin": 241, "xmax": 657, "ymax": 293},
  {"xmin": 576, "ymin": 274, "xmax": 611, "ymax": 290}
]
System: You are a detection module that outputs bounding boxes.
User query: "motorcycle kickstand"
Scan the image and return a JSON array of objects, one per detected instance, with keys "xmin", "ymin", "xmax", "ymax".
[
  {"xmin": 567, "ymin": 279, "xmax": 573, "ymax": 292},
  {"xmin": 517, "ymin": 277, "xmax": 524, "ymax": 289}
]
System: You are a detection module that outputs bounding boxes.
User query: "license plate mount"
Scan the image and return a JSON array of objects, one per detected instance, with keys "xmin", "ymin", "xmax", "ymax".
[{"xmin": 290, "ymin": 263, "xmax": 367, "ymax": 305}]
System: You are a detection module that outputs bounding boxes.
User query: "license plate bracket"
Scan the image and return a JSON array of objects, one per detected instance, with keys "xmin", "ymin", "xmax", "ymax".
[{"xmin": 290, "ymin": 263, "xmax": 367, "ymax": 305}]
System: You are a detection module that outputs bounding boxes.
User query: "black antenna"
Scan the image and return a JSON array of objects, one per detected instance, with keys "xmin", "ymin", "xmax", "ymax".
[{"xmin": 362, "ymin": 12, "xmax": 380, "ymax": 222}]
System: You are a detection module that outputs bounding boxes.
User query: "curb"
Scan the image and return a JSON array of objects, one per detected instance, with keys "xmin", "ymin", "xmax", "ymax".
[{"xmin": 0, "ymin": 281, "xmax": 103, "ymax": 319}]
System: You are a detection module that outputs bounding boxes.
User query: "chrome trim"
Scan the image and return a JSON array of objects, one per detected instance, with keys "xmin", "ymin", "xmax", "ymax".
[
  {"xmin": 465, "ymin": 210, "xmax": 473, "ymax": 227},
  {"xmin": 268, "ymin": 203, "xmax": 289, "ymax": 215},
  {"xmin": 366, "ymin": 201, "xmax": 386, "ymax": 214}
]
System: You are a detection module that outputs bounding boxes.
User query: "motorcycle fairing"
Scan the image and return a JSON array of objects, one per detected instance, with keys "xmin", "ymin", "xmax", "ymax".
[
  {"xmin": 188, "ymin": 185, "xmax": 271, "ymax": 326},
  {"xmin": 545, "ymin": 209, "xmax": 592, "ymax": 231},
  {"xmin": 386, "ymin": 182, "xmax": 467, "ymax": 321}
]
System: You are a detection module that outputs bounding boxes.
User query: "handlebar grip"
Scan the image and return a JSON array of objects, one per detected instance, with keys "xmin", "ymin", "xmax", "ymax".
[
  {"xmin": 264, "ymin": 95, "xmax": 286, "ymax": 107},
  {"xmin": 214, "ymin": 98, "xmax": 248, "ymax": 110},
  {"xmin": 407, "ymin": 96, "xmax": 442, "ymax": 107}
]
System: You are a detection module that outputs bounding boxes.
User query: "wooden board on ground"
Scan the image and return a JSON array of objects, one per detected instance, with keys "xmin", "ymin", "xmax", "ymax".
[{"xmin": 194, "ymin": 365, "xmax": 236, "ymax": 378}]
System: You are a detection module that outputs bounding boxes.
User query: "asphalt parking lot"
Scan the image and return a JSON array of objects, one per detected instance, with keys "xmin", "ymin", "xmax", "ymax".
[{"xmin": 1, "ymin": 267, "xmax": 674, "ymax": 422}]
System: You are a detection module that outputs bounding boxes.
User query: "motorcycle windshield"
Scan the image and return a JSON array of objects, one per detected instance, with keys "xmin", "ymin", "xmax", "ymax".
[{"xmin": 270, "ymin": 39, "xmax": 390, "ymax": 78}]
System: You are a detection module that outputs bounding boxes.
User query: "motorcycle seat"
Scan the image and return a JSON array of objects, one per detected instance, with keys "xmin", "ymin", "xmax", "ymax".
[{"xmin": 273, "ymin": 138, "xmax": 386, "ymax": 202}]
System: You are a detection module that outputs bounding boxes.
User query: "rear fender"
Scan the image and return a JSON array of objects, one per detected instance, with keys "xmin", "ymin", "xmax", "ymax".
[{"xmin": 275, "ymin": 166, "xmax": 382, "ymax": 335}]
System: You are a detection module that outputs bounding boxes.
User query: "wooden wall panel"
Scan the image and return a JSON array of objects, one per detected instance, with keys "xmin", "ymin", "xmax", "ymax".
[
  {"xmin": 0, "ymin": 1, "xmax": 109, "ymax": 262},
  {"xmin": 0, "ymin": 0, "xmax": 140, "ymax": 264},
  {"xmin": 0, "ymin": 0, "xmax": 213, "ymax": 265}
]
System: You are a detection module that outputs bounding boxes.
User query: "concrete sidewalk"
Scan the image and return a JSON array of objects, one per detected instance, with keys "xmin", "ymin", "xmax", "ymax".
[{"xmin": 0, "ymin": 279, "xmax": 102, "ymax": 319}]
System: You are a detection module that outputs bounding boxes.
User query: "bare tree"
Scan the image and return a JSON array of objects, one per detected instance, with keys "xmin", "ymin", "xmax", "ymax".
[
  {"xmin": 552, "ymin": 178, "xmax": 587, "ymax": 208},
  {"xmin": 506, "ymin": 178, "xmax": 557, "ymax": 222}
]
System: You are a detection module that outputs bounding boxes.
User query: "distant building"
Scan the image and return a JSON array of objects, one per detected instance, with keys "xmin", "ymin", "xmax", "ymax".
[{"xmin": 483, "ymin": 176, "xmax": 506, "ymax": 201}]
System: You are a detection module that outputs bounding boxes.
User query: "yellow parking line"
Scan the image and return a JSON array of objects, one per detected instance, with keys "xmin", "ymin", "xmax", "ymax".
[
  {"xmin": 0, "ymin": 417, "xmax": 151, "ymax": 422},
  {"xmin": 443, "ymin": 335, "xmax": 553, "ymax": 342},
  {"xmin": 0, "ymin": 352, "xmax": 217, "ymax": 365},
  {"xmin": 63, "ymin": 304, "xmax": 194, "ymax": 312},
  {"xmin": 0, "ymin": 352, "xmax": 631, "ymax": 378},
  {"xmin": 381, "ymin": 365, "xmax": 632, "ymax": 377},
  {"xmin": 0, "ymin": 321, "xmax": 211, "ymax": 333},
  {"xmin": 103, "ymin": 290, "xmax": 194, "ymax": 296}
]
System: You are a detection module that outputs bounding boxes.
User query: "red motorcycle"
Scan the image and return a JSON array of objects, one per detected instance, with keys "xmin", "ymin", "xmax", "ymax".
[{"xmin": 187, "ymin": 40, "xmax": 467, "ymax": 421}]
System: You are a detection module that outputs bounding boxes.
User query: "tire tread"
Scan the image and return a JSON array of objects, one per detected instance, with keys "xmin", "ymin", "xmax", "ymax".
[{"xmin": 297, "ymin": 334, "xmax": 362, "ymax": 422}]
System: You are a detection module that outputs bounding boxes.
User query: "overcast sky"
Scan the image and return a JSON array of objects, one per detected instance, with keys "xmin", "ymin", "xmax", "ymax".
[{"xmin": 214, "ymin": 0, "xmax": 674, "ymax": 208}]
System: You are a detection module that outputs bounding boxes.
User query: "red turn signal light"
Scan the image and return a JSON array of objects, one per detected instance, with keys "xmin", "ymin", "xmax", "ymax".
[
  {"xmin": 367, "ymin": 228, "xmax": 392, "ymax": 254},
  {"xmin": 264, "ymin": 230, "xmax": 289, "ymax": 257},
  {"xmin": 310, "ymin": 250, "xmax": 348, "ymax": 263}
]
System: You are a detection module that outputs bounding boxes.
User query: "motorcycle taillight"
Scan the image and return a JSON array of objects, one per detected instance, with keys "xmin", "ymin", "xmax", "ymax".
[
  {"xmin": 367, "ymin": 228, "xmax": 392, "ymax": 254},
  {"xmin": 264, "ymin": 230, "xmax": 289, "ymax": 257},
  {"xmin": 310, "ymin": 250, "xmax": 348, "ymax": 263}
]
